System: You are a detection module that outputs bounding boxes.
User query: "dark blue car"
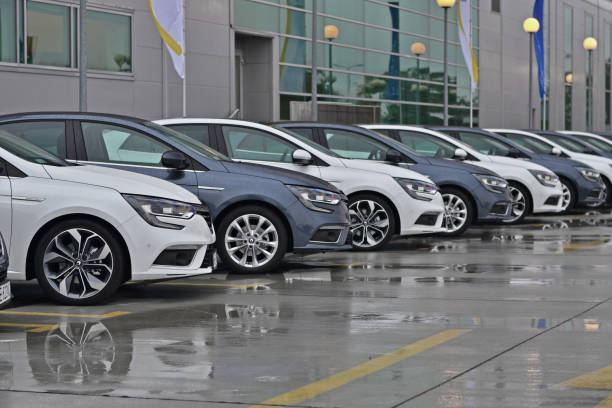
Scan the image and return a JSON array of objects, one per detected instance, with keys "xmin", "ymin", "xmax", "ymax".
[
  {"xmin": 534, "ymin": 131, "xmax": 612, "ymax": 160},
  {"xmin": 0, "ymin": 113, "xmax": 351, "ymax": 274},
  {"xmin": 435, "ymin": 127, "xmax": 604, "ymax": 211},
  {"xmin": 274, "ymin": 122, "xmax": 513, "ymax": 236}
]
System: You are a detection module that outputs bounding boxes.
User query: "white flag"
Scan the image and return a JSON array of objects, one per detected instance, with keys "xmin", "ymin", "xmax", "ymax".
[
  {"xmin": 458, "ymin": 0, "xmax": 479, "ymax": 91},
  {"xmin": 149, "ymin": 0, "xmax": 185, "ymax": 79}
]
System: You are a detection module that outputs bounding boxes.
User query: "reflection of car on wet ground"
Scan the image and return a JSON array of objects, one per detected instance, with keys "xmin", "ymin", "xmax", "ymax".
[{"xmin": 0, "ymin": 232, "xmax": 10, "ymax": 308}]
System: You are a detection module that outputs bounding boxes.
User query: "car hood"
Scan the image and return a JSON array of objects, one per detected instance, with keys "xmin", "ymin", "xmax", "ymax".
[
  {"xmin": 425, "ymin": 157, "xmax": 499, "ymax": 176},
  {"xmin": 532, "ymin": 154, "xmax": 589, "ymax": 168},
  {"xmin": 339, "ymin": 159, "xmax": 433, "ymax": 183},
  {"xmin": 487, "ymin": 155, "xmax": 553, "ymax": 172},
  {"xmin": 43, "ymin": 165, "xmax": 201, "ymax": 204},
  {"xmin": 221, "ymin": 161, "xmax": 342, "ymax": 193}
]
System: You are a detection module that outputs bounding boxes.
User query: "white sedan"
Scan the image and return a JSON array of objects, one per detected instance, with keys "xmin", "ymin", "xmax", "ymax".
[
  {"xmin": 0, "ymin": 131, "xmax": 215, "ymax": 305},
  {"xmin": 362, "ymin": 125, "xmax": 564, "ymax": 223},
  {"xmin": 156, "ymin": 118, "xmax": 447, "ymax": 251}
]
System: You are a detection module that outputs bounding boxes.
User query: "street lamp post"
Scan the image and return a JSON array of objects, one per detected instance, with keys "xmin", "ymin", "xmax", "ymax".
[
  {"xmin": 437, "ymin": 0, "xmax": 456, "ymax": 126},
  {"xmin": 324, "ymin": 25, "xmax": 339, "ymax": 96},
  {"xmin": 523, "ymin": 17, "xmax": 540, "ymax": 129},
  {"xmin": 584, "ymin": 37, "xmax": 598, "ymax": 132},
  {"xmin": 411, "ymin": 42, "xmax": 426, "ymax": 125}
]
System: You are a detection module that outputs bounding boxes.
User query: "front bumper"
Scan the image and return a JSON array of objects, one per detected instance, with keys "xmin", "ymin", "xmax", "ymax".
[
  {"xmin": 397, "ymin": 192, "xmax": 446, "ymax": 235},
  {"xmin": 531, "ymin": 183, "xmax": 565, "ymax": 213},
  {"xmin": 119, "ymin": 212, "xmax": 216, "ymax": 281},
  {"xmin": 289, "ymin": 200, "xmax": 353, "ymax": 252},
  {"xmin": 577, "ymin": 179, "xmax": 606, "ymax": 206}
]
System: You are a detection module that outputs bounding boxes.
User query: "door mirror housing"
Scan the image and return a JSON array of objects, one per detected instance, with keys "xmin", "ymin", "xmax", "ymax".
[
  {"xmin": 162, "ymin": 151, "xmax": 190, "ymax": 170},
  {"xmin": 385, "ymin": 149, "xmax": 402, "ymax": 164},
  {"xmin": 551, "ymin": 147, "xmax": 562, "ymax": 156},
  {"xmin": 453, "ymin": 148, "xmax": 468, "ymax": 160},
  {"xmin": 508, "ymin": 148, "xmax": 523, "ymax": 158},
  {"xmin": 292, "ymin": 149, "xmax": 313, "ymax": 165}
]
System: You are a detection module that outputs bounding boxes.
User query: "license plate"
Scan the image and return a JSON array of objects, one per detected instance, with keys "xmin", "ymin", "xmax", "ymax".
[{"xmin": 0, "ymin": 281, "xmax": 11, "ymax": 306}]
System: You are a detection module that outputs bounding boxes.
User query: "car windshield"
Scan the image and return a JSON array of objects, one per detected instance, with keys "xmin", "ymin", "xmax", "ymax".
[
  {"xmin": 544, "ymin": 134, "xmax": 592, "ymax": 153},
  {"xmin": 273, "ymin": 126, "xmax": 342, "ymax": 158},
  {"xmin": 395, "ymin": 129, "xmax": 465, "ymax": 159},
  {"xmin": 145, "ymin": 122, "xmax": 230, "ymax": 161},
  {"xmin": 581, "ymin": 136, "xmax": 612, "ymax": 153},
  {"xmin": 456, "ymin": 132, "xmax": 516, "ymax": 157},
  {"xmin": 0, "ymin": 130, "xmax": 67, "ymax": 166},
  {"xmin": 500, "ymin": 133, "xmax": 555, "ymax": 154}
]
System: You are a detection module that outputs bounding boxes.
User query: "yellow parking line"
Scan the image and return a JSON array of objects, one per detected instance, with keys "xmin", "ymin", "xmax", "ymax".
[
  {"xmin": 563, "ymin": 239, "xmax": 610, "ymax": 253},
  {"xmin": 598, "ymin": 395, "xmax": 612, "ymax": 408},
  {"xmin": 0, "ymin": 310, "xmax": 131, "ymax": 319},
  {"xmin": 250, "ymin": 329, "xmax": 470, "ymax": 408},
  {"xmin": 155, "ymin": 281, "xmax": 269, "ymax": 289},
  {"xmin": 0, "ymin": 323, "xmax": 59, "ymax": 333}
]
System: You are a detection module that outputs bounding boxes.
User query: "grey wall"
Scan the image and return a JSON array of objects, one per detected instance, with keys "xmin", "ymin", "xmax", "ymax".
[
  {"xmin": 479, "ymin": 0, "xmax": 612, "ymax": 131},
  {"xmin": 0, "ymin": 0, "xmax": 232, "ymax": 120}
]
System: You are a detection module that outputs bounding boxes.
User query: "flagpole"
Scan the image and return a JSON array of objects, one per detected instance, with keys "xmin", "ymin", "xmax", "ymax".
[
  {"xmin": 469, "ymin": 2, "xmax": 473, "ymax": 128},
  {"xmin": 182, "ymin": 0, "xmax": 187, "ymax": 118}
]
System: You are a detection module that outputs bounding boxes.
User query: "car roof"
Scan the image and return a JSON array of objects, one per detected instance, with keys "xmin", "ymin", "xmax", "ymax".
[{"xmin": 0, "ymin": 111, "xmax": 149, "ymax": 123}]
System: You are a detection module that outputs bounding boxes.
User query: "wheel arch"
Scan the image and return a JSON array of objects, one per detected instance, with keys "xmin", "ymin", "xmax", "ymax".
[
  {"xmin": 347, "ymin": 190, "xmax": 401, "ymax": 234},
  {"xmin": 214, "ymin": 200, "xmax": 294, "ymax": 251},
  {"xmin": 506, "ymin": 179, "xmax": 534, "ymax": 214},
  {"xmin": 26, "ymin": 214, "xmax": 132, "ymax": 281}
]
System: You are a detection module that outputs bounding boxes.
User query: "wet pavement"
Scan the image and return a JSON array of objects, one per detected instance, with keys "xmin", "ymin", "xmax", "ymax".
[{"xmin": 2, "ymin": 211, "xmax": 612, "ymax": 407}]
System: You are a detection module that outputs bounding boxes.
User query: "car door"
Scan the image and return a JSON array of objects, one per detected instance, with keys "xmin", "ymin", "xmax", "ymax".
[
  {"xmin": 0, "ymin": 160, "xmax": 11, "ymax": 250},
  {"xmin": 217, "ymin": 125, "xmax": 322, "ymax": 178},
  {"xmin": 75, "ymin": 121, "xmax": 198, "ymax": 195}
]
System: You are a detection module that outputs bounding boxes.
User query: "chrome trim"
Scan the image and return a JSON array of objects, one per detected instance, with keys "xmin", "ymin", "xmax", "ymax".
[
  {"xmin": 12, "ymin": 196, "xmax": 45, "ymax": 202},
  {"xmin": 198, "ymin": 186, "xmax": 225, "ymax": 191},
  {"xmin": 79, "ymin": 160, "xmax": 193, "ymax": 172}
]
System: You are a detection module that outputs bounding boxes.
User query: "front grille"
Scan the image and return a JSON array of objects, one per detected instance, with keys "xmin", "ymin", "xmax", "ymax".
[
  {"xmin": 588, "ymin": 188, "xmax": 604, "ymax": 199},
  {"xmin": 490, "ymin": 202, "xmax": 510, "ymax": 215},
  {"xmin": 154, "ymin": 249, "xmax": 197, "ymax": 267},
  {"xmin": 415, "ymin": 212, "xmax": 440, "ymax": 226},
  {"xmin": 544, "ymin": 196, "xmax": 560, "ymax": 206}
]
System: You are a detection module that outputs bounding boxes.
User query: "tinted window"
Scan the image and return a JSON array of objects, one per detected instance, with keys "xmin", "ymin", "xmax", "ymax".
[
  {"xmin": 498, "ymin": 132, "xmax": 554, "ymax": 154},
  {"xmin": 81, "ymin": 122, "xmax": 171, "ymax": 166},
  {"xmin": 544, "ymin": 134, "xmax": 591, "ymax": 153},
  {"xmin": 456, "ymin": 132, "xmax": 512, "ymax": 157},
  {"xmin": 582, "ymin": 136, "xmax": 612, "ymax": 153},
  {"xmin": 166, "ymin": 124, "xmax": 210, "ymax": 146},
  {"xmin": 324, "ymin": 129, "xmax": 391, "ymax": 160},
  {"xmin": 221, "ymin": 126, "xmax": 298, "ymax": 162},
  {"xmin": 0, "ymin": 130, "xmax": 66, "ymax": 166},
  {"xmin": 0, "ymin": 121, "xmax": 66, "ymax": 158},
  {"xmin": 397, "ymin": 130, "xmax": 457, "ymax": 159},
  {"xmin": 289, "ymin": 127, "xmax": 315, "ymax": 141}
]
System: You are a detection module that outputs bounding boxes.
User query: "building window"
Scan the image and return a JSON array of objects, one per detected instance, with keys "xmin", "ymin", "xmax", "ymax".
[
  {"xmin": 0, "ymin": 0, "xmax": 16, "ymax": 62},
  {"xmin": 606, "ymin": 23, "xmax": 611, "ymax": 131},
  {"xmin": 87, "ymin": 10, "xmax": 131, "ymax": 72},
  {"xmin": 564, "ymin": 6, "xmax": 573, "ymax": 130},
  {"xmin": 491, "ymin": 0, "xmax": 500, "ymax": 13},
  {"xmin": 26, "ymin": 1, "xmax": 71, "ymax": 67}
]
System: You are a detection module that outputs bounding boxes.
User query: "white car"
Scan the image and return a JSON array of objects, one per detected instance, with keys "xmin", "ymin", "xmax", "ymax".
[
  {"xmin": 489, "ymin": 129, "xmax": 611, "ymax": 202},
  {"xmin": 560, "ymin": 131, "xmax": 612, "ymax": 155},
  {"xmin": 155, "ymin": 119, "xmax": 447, "ymax": 251},
  {"xmin": 362, "ymin": 125, "xmax": 564, "ymax": 223},
  {"xmin": 0, "ymin": 132, "xmax": 215, "ymax": 305}
]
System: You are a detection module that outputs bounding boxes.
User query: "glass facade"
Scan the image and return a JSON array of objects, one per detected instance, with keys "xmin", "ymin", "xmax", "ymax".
[
  {"xmin": 0, "ymin": 0, "xmax": 131, "ymax": 72},
  {"xmin": 606, "ymin": 23, "xmax": 611, "ymax": 131},
  {"xmin": 234, "ymin": 0, "xmax": 480, "ymax": 125},
  {"xmin": 564, "ymin": 6, "xmax": 573, "ymax": 130}
]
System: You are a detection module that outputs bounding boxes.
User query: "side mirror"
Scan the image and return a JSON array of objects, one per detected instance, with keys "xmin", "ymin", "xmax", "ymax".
[
  {"xmin": 162, "ymin": 151, "xmax": 190, "ymax": 170},
  {"xmin": 453, "ymin": 148, "xmax": 468, "ymax": 160},
  {"xmin": 551, "ymin": 147, "xmax": 562, "ymax": 156},
  {"xmin": 385, "ymin": 149, "xmax": 402, "ymax": 164},
  {"xmin": 292, "ymin": 149, "xmax": 313, "ymax": 165},
  {"xmin": 508, "ymin": 148, "xmax": 522, "ymax": 158}
]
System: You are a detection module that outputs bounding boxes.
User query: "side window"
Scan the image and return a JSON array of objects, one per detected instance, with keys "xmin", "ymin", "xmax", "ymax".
[
  {"xmin": 81, "ymin": 122, "xmax": 171, "ymax": 166},
  {"xmin": 398, "ymin": 130, "xmax": 455, "ymax": 159},
  {"xmin": 290, "ymin": 128, "xmax": 315, "ymax": 141},
  {"xmin": 167, "ymin": 124, "xmax": 211, "ymax": 146},
  {"xmin": 456, "ymin": 132, "xmax": 510, "ymax": 156},
  {"xmin": 221, "ymin": 126, "xmax": 298, "ymax": 163},
  {"xmin": 324, "ymin": 129, "xmax": 390, "ymax": 160},
  {"xmin": 0, "ymin": 121, "xmax": 66, "ymax": 158}
]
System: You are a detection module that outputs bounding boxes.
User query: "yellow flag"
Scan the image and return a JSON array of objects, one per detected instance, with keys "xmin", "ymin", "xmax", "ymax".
[{"xmin": 149, "ymin": 0, "xmax": 185, "ymax": 79}]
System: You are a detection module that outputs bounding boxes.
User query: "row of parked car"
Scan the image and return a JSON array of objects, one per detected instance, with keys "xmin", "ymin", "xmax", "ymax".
[{"xmin": 0, "ymin": 111, "xmax": 610, "ymax": 307}]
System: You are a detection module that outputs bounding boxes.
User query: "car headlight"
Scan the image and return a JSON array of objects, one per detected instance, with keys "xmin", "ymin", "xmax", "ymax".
[
  {"xmin": 395, "ymin": 178, "xmax": 438, "ymax": 201},
  {"xmin": 123, "ymin": 194, "xmax": 196, "ymax": 230},
  {"xmin": 474, "ymin": 174, "xmax": 508, "ymax": 194},
  {"xmin": 286, "ymin": 185, "xmax": 343, "ymax": 213},
  {"xmin": 0, "ymin": 233, "xmax": 6, "ymax": 264},
  {"xmin": 576, "ymin": 167, "xmax": 601, "ymax": 183},
  {"xmin": 528, "ymin": 169, "xmax": 559, "ymax": 187}
]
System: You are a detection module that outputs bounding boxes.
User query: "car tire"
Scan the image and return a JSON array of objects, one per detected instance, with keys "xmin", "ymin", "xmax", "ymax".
[
  {"xmin": 440, "ymin": 187, "xmax": 474, "ymax": 236},
  {"xmin": 503, "ymin": 182, "xmax": 532, "ymax": 224},
  {"xmin": 559, "ymin": 178, "xmax": 577, "ymax": 212},
  {"xmin": 33, "ymin": 219, "xmax": 126, "ymax": 306},
  {"xmin": 217, "ymin": 205, "xmax": 288, "ymax": 274},
  {"xmin": 349, "ymin": 193, "xmax": 396, "ymax": 251}
]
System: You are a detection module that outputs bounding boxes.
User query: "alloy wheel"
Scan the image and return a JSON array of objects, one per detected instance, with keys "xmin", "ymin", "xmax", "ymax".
[
  {"xmin": 560, "ymin": 181, "xmax": 572, "ymax": 211},
  {"xmin": 225, "ymin": 214, "xmax": 279, "ymax": 268},
  {"xmin": 442, "ymin": 193, "xmax": 468, "ymax": 233},
  {"xmin": 43, "ymin": 228, "xmax": 114, "ymax": 299},
  {"xmin": 349, "ymin": 200, "xmax": 390, "ymax": 248},
  {"xmin": 504, "ymin": 186, "xmax": 527, "ymax": 223}
]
